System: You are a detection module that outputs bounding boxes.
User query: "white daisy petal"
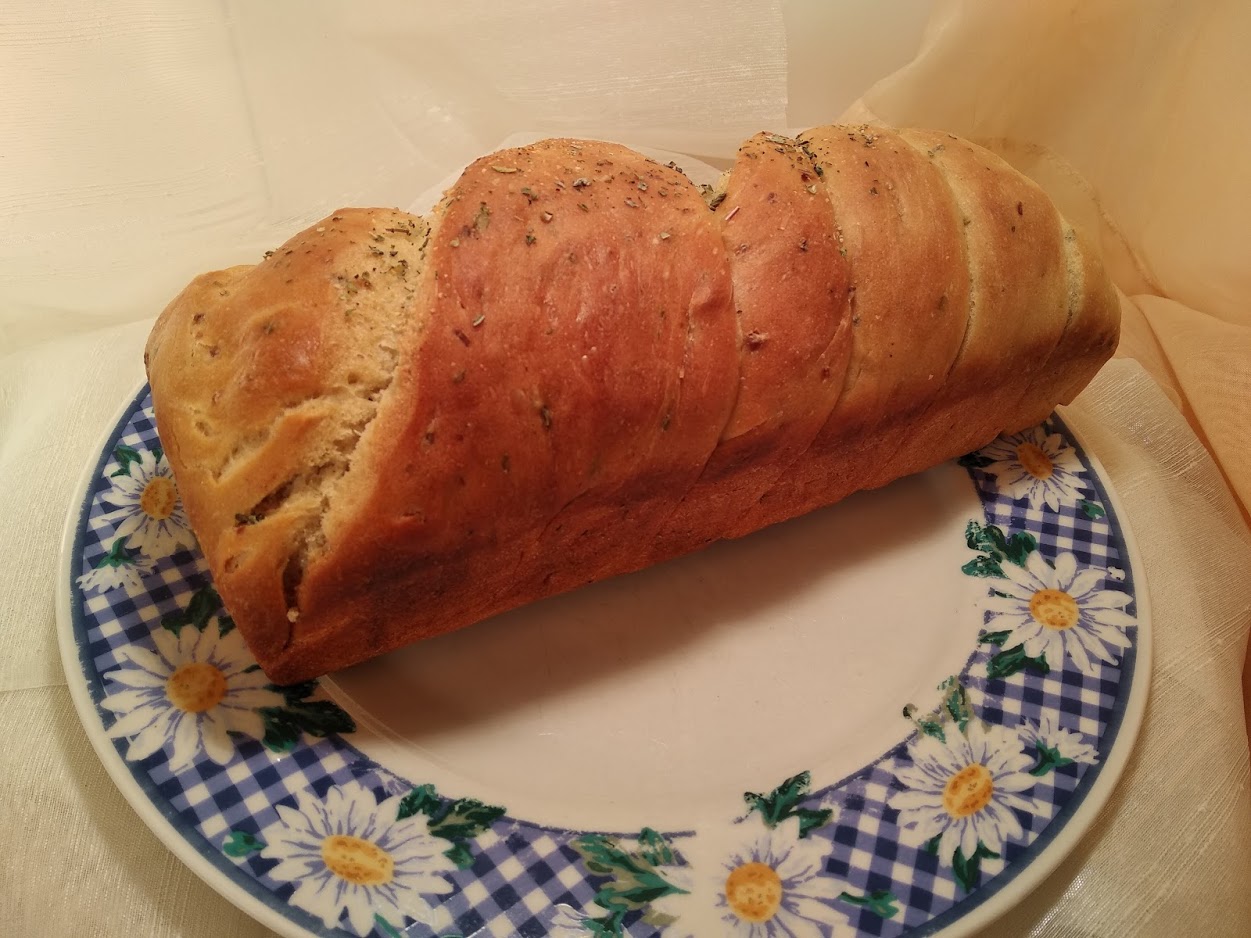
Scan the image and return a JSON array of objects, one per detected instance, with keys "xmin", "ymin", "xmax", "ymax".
[
  {"xmin": 200, "ymin": 711, "xmax": 236, "ymax": 765},
  {"xmin": 773, "ymin": 836, "xmax": 825, "ymax": 882},
  {"xmin": 775, "ymin": 910, "xmax": 826, "ymax": 938},
  {"xmin": 958, "ymin": 818, "xmax": 980, "ymax": 859},
  {"xmin": 226, "ymin": 687, "xmax": 286, "ymax": 711},
  {"xmin": 1017, "ymin": 626, "xmax": 1052, "ymax": 661},
  {"xmin": 112, "ymin": 512, "xmax": 144, "ymax": 541},
  {"xmin": 991, "ymin": 771, "xmax": 1036, "ymax": 793},
  {"xmin": 998, "ymin": 562, "xmax": 1045, "ymax": 599},
  {"xmin": 193, "ymin": 620, "xmax": 223, "ymax": 660},
  {"xmin": 106, "ymin": 702, "xmax": 168, "ymax": 738},
  {"xmin": 345, "ymin": 892, "xmax": 377, "ymax": 937},
  {"xmin": 1066, "ymin": 569, "xmax": 1106, "ymax": 600},
  {"xmin": 124, "ymin": 717, "xmax": 176, "ymax": 763},
  {"xmin": 1083, "ymin": 588, "xmax": 1133, "ymax": 610},
  {"xmin": 1089, "ymin": 621, "xmax": 1133, "ymax": 648},
  {"xmin": 223, "ymin": 707, "xmax": 267, "ymax": 741},
  {"xmin": 104, "ymin": 663, "xmax": 168, "ymax": 689},
  {"xmin": 937, "ymin": 825, "xmax": 962, "ymax": 864},
  {"xmin": 889, "ymin": 789, "xmax": 947, "ymax": 811},
  {"xmin": 1024, "ymin": 551, "xmax": 1056, "ymax": 588},
  {"xmin": 99, "ymin": 688, "xmax": 160, "ymax": 713},
  {"xmin": 151, "ymin": 629, "xmax": 181, "ymax": 668},
  {"xmin": 176, "ymin": 624, "xmax": 201, "ymax": 661},
  {"xmin": 266, "ymin": 857, "xmax": 323, "ymax": 882},
  {"xmin": 791, "ymin": 874, "xmax": 844, "ymax": 903},
  {"xmin": 290, "ymin": 876, "xmax": 343, "ymax": 929},
  {"xmin": 168, "ymin": 713, "xmax": 204, "ymax": 771},
  {"xmin": 1052, "ymin": 553, "xmax": 1077, "ymax": 590},
  {"xmin": 222, "ymin": 666, "xmax": 271, "ymax": 690},
  {"xmin": 1087, "ymin": 608, "xmax": 1136, "ymax": 631},
  {"xmin": 983, "ymin": 594, "xmax": 1033, "ymax": 614},
  {"xmin": 1061, "ymin": 633, "xmax": 1098, "ymax": 675}
]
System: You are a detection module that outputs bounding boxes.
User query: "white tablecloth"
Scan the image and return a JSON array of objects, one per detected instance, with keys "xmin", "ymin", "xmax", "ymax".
[{"xmin": 3, "ymin": 2, "xmax": 1249, "ymax": 935}]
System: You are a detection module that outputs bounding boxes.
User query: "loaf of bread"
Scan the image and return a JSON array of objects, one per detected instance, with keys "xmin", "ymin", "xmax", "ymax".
[{"xmin": 145, "ymin": 124, "xmax": 1119, "ymax": 683}]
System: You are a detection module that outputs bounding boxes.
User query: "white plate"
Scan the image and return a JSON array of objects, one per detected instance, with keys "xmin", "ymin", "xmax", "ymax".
[{"xmin": 59, "ymin": 385, "xmax": 1149, "ymax": 938}]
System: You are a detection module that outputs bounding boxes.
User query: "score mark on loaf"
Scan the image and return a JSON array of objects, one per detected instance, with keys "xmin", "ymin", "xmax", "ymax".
[{"xmin": 144, "ymin": 125, "xmax": 1119, "ymax": 683}]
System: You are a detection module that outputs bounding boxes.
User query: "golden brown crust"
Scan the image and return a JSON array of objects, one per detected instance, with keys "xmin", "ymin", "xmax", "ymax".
[
  {"xmin": 741, "ymin": 125, "xmax": 971, "ymax": 531},
  {"xmin": 146, "ymin": 125, "xmax": 1119, "ymax": 683},
  {"xmin": 648, "ymin": 131, "xmax": 853, "ymax": 556}
]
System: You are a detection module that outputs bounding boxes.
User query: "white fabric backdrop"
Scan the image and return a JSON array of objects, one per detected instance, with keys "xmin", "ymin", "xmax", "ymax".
[{"xmin": 3, "ymin": 1, "xmax": 1249, "ymax": 935}]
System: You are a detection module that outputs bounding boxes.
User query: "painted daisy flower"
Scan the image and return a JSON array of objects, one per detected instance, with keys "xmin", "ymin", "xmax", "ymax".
[
  {"xmin": 978, "ymin": 427, "xmax": 1085, "ymax": 511},
  {"xmin": 651, "ymin": 816, "xmax": 853, "ymax": 938},
  {"xmin": 889, "ymin": 721, "xmax": 1039, "ymax": 865},
  {"xmin": 1022, "ymin": 713, "xmax": 1099, "ymax": 769},
  {"xmin": 986, "ymin": 551, "xmax": 1134, "ymax": 676},
  {"xmin": 101, "ymin": 619, "xmax": 284, "ymax": 771},
  {"xmin": 259, "ymin": 781, "xmax": 456, "ymax": 936},
  {"xmin": 77, "ymin": 538, "xmax": 155, "ymax": 595},
  {"xmin": 99, "ymin": 447, "xmax": 196, "ymax": 558}
]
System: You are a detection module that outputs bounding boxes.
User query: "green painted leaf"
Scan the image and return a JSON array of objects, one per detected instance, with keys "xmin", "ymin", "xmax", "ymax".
[
  {"xmin": 186, "ymin": 586, "xmax": 222, "ymax": 629},
  {"xmin": 961, "ymin": 555, "xmax": 1005, "ymax": 578},
  {"xmin": 924, "ymin": 834, "xmax": 941, "ymax": 855},
  {"xmin": 222, "ymin": 830, "xmax": 265, "ymax": 857},
  {"xmin": 429, "ymin": 798, "xmax": 507, "ymax": 841},
  {"xmin": 963, "ymin": 521, "xmax": 1035, "ymax": 574},
  {"xmin": 571, "ymin": 834, "xmax": 685, "ymax": 915},
  {"xmin": 978, "ymin": 630, "xmax": 1012, "ymax": 646},
  {"xmin": 151, "ymin": 444, "xmax": 164, "ymax": 465},
  {"xmin": 584, "ymin": 913, "xmax": 625, "ymax": 938},
  {"xmin": 573, "ymin": 834, "xmax": 646, "ymax": 878},
  {"xmin": 1079, "ymin": 499, "xmax": 1106, "ymax": 520},
  {"xmin": 111, "ymin": 444, "xmax": 142, "ymax": 477},
  {"xmin": 1029, "ymin": 741, "xmax": 1075, "ymax": 777},
  {"xmin": 273, "ymin": 679, "xmax": 319, "ymax": 705},
  {"xmin": 915, "ymin": 718, "xmax": 946, "ymax": 743},
  {"xmin": 839, "ymin": 889, "xmax": 900, "ymax": 919},
  {"xmin": 442, "ymin": 842, "xmax": 475, "ymax": 869},
  {"xmin": 741, "ymin": 771, "xmax": 833, "ymax": 836},
  {"xmin": 986, "ymin": 645, "xmax": 1051, "ymax": 680},
  {"xmin": 373, "ymin": 914, "xmax": 405, "ymax": 938},
  {"xmin": 985, "ymin": 524, "xmax": 1011, "ymax": 556},
  {"xmin": 161, "ymin": 585, "xmax": 223, "ymax": 635},
  {"xmin": 940, "ymin": 678, "xmax": 973, "ymax": 734},
  {"xmin": 1002, "ymin": 531, "xmax": 1039, "ymax": 567},
  {"xmin": 958, "ymin": 452, "xmax": 996, "ymax": 469},
  {"xmin": 99, "ymin": 537, "xmax": 140, "ymax": 569},
  {"xmin": 793, "ymin": 806, "xmax": 835, "ymax": 839},
  {"xmin": 392, "ymin": 783, "xmax": 503, "ymax": 870},
  {"xmin": 951, "ymin": 842, "xmax": 1000, "ymax": 893},
  {"xmin": 396, "ymin": 784, "xmax": 442, "ymax": 822},
  {"xmin": 257, "ymin": 708, "xmax": 301, "ymax": 753},
  {"xmin": 636, "ymin": 827, "xmax": 674, "ymax": 867},
  {"xmin": 258, "ymin": 700, "xmax": 355, "ymax": 752},
  {"xmin": 217, "ymin": 614, "xmax": 236, "ymax": 636},
  {"xmin": 284, "ymin": 700, "xmax": 355, "ymax": 737},
  {"xmin": 964, "ymin": 521, "xmax": 1002, "ymax": 557}
]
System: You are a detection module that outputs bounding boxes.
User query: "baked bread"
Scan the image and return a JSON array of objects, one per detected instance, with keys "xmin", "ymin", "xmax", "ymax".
[{"xmin": 145, "ymin": 124, "xmax": 1119, "ymax": 683}]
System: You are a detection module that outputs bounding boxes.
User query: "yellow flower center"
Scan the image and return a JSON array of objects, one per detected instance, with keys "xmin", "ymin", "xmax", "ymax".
[
  {"xmin": 139, "ymin": 476, "xmax": 177, "ymax": 520},
  {"xmin": 725, "ymin": 861, "xmax": 783, "ymax": 924},
  {"xmin": 1030, "ymin": 589, "xmax": 1080, "ymax": 630},
  {"xmin": 943, "ymin": 763, "xmax": 994, "ymax": 818},
  {"xmin": 1014, "ymin": 442, "xmax": 1054, "ymax": 480},
  {"xmin": 321, "ymin": 835, "xmax": 394, "ymax": 886},
  {"xmin": 165, "ymin": 662, "xmax": 227, "ymax": 713}
]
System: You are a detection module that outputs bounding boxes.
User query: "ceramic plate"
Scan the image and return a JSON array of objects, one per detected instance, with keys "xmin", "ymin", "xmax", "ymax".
[{"xmin": 58, "ymin": 385, "xmax": 1149, "ymax": 938}]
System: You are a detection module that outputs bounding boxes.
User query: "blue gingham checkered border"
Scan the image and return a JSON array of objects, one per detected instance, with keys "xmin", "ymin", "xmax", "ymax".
[{"xmin": 68, "ymin": 388, "xmax": 1141, "ymax": 937}]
